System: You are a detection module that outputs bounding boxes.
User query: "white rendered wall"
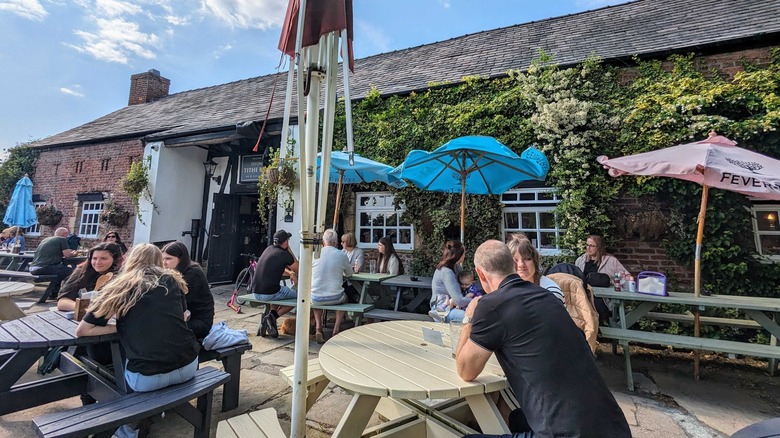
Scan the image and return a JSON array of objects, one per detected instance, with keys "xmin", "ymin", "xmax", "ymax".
[{"xmin": 277, "ymin": 125, "xmax": 301, "ymax": 252}]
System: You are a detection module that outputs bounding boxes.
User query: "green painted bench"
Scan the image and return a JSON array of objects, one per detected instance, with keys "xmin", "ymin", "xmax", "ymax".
[
  {"xmin": 599, "ymin": 326, "xmax": 780, "ymax": 390},
  {"xmin": 363, "ymin": 308, "xmax": 433, "ymax": 322},
  {"xmin": 645, "ymin": 311, "xmax": 761, "ymax": 329},
  {"xmin": 237, "ymin": 294, "xmax": 373, "ymax": 335}
]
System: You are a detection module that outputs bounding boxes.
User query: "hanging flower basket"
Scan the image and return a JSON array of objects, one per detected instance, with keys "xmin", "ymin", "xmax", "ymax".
[
  {"xmin": 36, "ymin": 204, "xmax": 63, "ymax": 226},
  {"xmin": 100, "ymin": 197, "xmax": 131, "ymax": 227}
]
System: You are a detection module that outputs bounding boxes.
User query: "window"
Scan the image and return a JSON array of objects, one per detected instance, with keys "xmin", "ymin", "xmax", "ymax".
[
  {"xmin": 355, "ymin": 192, "xmax": 414, "ymax": 251},
  {"xmin": 78, "ymin": 201, "xmax": 104, "ymax": 238},
  {"xmin": 26, "ymin": 201, "xmax": 46, "ymax": 236},
  {"xmin": 753, "ymin": 205, "xmax": 780, "ymax": 260},
  {"xmin": 501, "ymin": 188, "xmax": 563, "ymax": 255}
]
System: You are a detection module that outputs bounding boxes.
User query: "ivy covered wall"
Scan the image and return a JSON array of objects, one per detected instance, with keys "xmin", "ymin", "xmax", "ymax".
[{"xmin": 332, "ymin": 47, "xmax": 780, "ymax": 298}]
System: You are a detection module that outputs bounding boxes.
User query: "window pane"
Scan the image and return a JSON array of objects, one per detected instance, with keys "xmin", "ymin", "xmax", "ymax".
[
  {"xmin": 760, "ymin": 235, "xmax": 780, "ymax": 256},
  {"xmin": 538, "ymin": 191, "xmax": 554, "ymax": 201},
  {"xmin": 539, "ymin": 232, "xmax": 556, "ymax": 248},
  {"xmin": 372, "ymin": 229, "xmax": 383, "ymax": 243},
  {"xmin": 539, "ymin": 212, "xmax": 556, "ymax": 229},
  {"xmin": 359, "ymin": 229, "xmax": 371, "ymax": 243},
  {"xmin": 359, "ymin": 196, "xmax": 371, "ymax": 207},
  {"xmin": 518, "ymin": 193, "xmax": 534, "ymax": 201},
  {"xmin": 504, "ymin": 212, "xmax": 519, "ymax": 229},
  {"xmin": 360, "ymin": 212, "xmax": 371, "ymax": 226},
  {"xmin": 501, "ymin": 193, "xmax": 517, "ymax": 202},
  {"xmin": 399, "ymin": 213, "xmax": 411, "ymax": 226},
  {"xmin": 399, "ymin": 229, "xmax": 411, "ymax": 244},
  {"xmin": 756, "ymin": 211, "xmax": 780, "ymax": 231},
  {"xmin": 520, "ymin": 212, "xmax": 537, "ymax": 228},
  {"xmin": 372, "ymin": 213, "xmax": 385, "ymax": 227},
  {"xmin": 386, "ymin": 212, "xmax": 398, "ymax": 226}
]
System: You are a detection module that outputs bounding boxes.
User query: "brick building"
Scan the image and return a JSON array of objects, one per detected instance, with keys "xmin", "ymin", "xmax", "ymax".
[{"xmin": 26, "ymin": 0, "xmax": 780, "ymax": 283}]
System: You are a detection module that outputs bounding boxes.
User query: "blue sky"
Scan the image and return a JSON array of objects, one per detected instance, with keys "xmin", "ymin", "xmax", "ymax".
[{"xmin": 0, "ymin": 0, "xmax": 628, "ymax": 151}]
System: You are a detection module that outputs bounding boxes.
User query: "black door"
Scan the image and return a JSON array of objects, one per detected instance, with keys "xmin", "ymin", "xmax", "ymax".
[{"xmin": 207, "ymin": 194, "xmax": 240, "ymax": 283}]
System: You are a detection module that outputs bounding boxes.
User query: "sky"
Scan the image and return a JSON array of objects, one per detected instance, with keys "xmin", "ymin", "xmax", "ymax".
[{"xmin": 0, "ymin": 0, "xmax": 629, "ymax": 151}]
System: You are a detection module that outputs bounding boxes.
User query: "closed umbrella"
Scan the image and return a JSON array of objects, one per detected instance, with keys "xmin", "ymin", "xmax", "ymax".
[
  {"xmin": 317, "ymin": 151, "xmax": 406, "ymax": 227},
  {"xmin": 3, "ymin": 175, "xmax": 37, "ymax": 250},
  {"xmin": 598, "ymin": 130, "xmax": 780, "ymax": 377},
  {"xmin": 393, "ymin": 136, "xmax": 549, "ymax": 242}
]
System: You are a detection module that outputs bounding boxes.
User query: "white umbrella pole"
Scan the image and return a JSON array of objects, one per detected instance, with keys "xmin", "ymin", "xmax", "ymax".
[
  {"xmin": 692, "ymin": 184, "xmax": 708, "ymax": 380},
  {"xmin": 341, "ymin": 29, "xmax": 354, "ymax": 155},
  {"xmin": 280, "ymin": 59, "xmax": 295, "ymax": 158},
  {"xmin": 290, "ymin": 0, "xmax": 311, "ymax": 434}
]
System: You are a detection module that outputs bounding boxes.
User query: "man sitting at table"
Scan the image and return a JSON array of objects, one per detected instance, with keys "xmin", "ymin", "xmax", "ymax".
[
  {"xmin": 311, "ymin": 229, "xmax": 354, "ymax": 343},
  {"xmin": 29, "ymin": 227, "xmax": 77, "ymax": 300},
  {"xmin": 251, "ymin": 229, "xmax": 299, "ymax": 338},
  {"xmin": 455, "ymin": 240, "xmax": 630, "ymax": 438}
]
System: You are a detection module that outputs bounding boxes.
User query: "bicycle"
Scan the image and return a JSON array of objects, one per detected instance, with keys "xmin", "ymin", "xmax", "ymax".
[{"xmin": 227, "ymin": 253, "xmax": 259, "ymax": 313}]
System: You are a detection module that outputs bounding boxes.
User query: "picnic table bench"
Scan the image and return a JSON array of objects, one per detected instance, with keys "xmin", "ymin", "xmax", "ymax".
[
  {"xmin": 594, "ymin": 287, "xmax": 780, "ymax": 391},
  {"xmin": 0, "ymin": 281, "xmax": 35, "ymax": 320},
  {"xmin": 33, "ymin": 366, "xmax": 230, "ymax": 438},
  {"xmin": 0, "ymin": 270, "xmax": 59, "ymax": 303},
  {"xmin": 237, "ymin": 294, "xmax": 373, "ymax": 335},
  {"xmin": 198, "ymin": 342, "xmax": 253, "ymax": 411},
  {"xmin": 216, "ymin": 407, "xmax": 285, "ymax": 438}
]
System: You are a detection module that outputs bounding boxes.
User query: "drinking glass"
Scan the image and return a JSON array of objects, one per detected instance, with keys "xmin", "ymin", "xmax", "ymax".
[
  {"xmin": 369, "ymin": 260, "xmax": 377, "ymax": 274},
  {"xmin": 449, "ymin": 320, "xmax": 463, "ymax": 357}
]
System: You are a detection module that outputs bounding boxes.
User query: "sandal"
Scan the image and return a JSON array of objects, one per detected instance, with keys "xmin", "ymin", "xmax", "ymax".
[{"xmin": 315, "ymin": 331, "xmax": 326, "ymax": 344}]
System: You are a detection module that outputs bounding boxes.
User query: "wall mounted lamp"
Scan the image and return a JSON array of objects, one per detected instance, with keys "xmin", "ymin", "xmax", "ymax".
[{"xmin": 203, "ymin": 159, "xmax": 222, "ymax": 185}]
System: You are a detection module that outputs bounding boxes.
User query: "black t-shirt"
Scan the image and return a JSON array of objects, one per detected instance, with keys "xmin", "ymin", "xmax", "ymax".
[
  {"xmin": 250, "ymin": 245, "xmax": 295, "ymax": 295},
  {"xmin": 470, "ymin": 274, "xmax": 631, "ymax": 438},
  {"xmin": 182, "ymin": 264, "xmax": 215, "ymax": 338},
  {"xmin": 83, "ymin": 275, "xmax": 200, "ymax": 375}
]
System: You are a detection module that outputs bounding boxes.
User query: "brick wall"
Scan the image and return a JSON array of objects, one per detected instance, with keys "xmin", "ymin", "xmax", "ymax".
[{"xmin": 30, "ymin": 139, "xmax": 143, "ymax": 248}]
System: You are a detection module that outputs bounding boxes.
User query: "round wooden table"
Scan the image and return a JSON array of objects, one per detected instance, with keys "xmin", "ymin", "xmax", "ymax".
[
  {"xmin": 0, "ymin": 281, "xmax": 35, "ymax": 320},
  {"xmin": 319, "ymin": 320, "xmax": 509, "ymax": 437}
]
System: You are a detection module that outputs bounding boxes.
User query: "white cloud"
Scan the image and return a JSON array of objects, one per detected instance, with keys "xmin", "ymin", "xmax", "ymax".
[
  {"xmin": 0, "ymin": 0, "xmax": 48, "ymax": 21},
  {"xmin": 213, "ymin": 42, "xmax": 232, "ymax": 58},
  {"xmin": 68, "ymin": 17, "xmax": 160, "ymax": 64},
  {"xmin": 165, "ymin": 14, "xmax": 189, "ymax": 26},
  {"xmin": 438, "ymin": 0, "xmax": 450, "ymax": 8},
  {"xmin": 200, "ymin": 0, "xmax": 287, "ymax": 30},
  {"xmin": 95, "ymin": 0, "xmax": 142, "ymax": 17},
  {"xmin": 356, "ymin": 20, "xmax": 391, "ymax": 54},
  {"xmin": 59, "ymin": 86, "xmax": 84, "ymax": 97}
]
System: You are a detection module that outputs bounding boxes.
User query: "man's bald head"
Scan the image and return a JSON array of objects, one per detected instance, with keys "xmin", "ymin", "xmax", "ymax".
[
  {"xmin": 55, "ymin": 228, "xmax": 69, "ymax": 238},
  {"xmin": 474, "ymin": 240, "xmax": 516, "ymax": 278}
]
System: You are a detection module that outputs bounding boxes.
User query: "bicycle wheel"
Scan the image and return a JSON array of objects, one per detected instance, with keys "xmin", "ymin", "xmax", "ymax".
[{"xmin": 234, "ymin": 268, "xmax": 251, "ymax": 305}]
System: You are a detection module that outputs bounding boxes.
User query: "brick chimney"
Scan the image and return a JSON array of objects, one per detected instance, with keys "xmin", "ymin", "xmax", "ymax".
[{"xmin": 128, "ymin": 69, "xmax": 170, "ymax": 105}]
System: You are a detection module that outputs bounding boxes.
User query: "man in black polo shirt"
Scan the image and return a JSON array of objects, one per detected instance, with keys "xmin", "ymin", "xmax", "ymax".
[
  {"xmin": 456, "ymin": 240, "xmax": 630, "ymax": 438},
  {"xmin": 251, "ymin": 229, "xmax": 299, "ymax": 338}
]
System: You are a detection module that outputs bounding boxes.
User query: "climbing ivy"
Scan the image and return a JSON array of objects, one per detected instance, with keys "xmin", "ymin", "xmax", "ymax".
[{"xmin": 331, "ymin": 49, "xmax": 780, "ymax": 297}]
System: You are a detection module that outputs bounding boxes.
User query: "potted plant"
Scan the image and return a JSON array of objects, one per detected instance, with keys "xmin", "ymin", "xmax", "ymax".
[
  {"xmin": 100, "ymin": 196, "xmax": 131, "ymax": 227},
  {"xmin": 121, "ymin": 156, "xmax": 158, "ymax": 224},
  {"xmin": 36, "ymin": 201, "xmax": 63, "ymax": 226},
  {"xmin": 257, "ymin": 144, "xmax": 298, "ymax": 225}
]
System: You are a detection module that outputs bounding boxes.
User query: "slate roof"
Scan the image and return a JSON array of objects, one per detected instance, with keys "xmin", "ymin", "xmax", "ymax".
[{"xmin": 31, "ymin": 0, "xmax": 780, "ymax": 148}]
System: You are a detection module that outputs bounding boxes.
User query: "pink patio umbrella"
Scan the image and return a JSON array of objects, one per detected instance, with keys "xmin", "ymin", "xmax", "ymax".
[{"xmin": 598, "ymin": 130, "xmax": 780, "ymax": 377}]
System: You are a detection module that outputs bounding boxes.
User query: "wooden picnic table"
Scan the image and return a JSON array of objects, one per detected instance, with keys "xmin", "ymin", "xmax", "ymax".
[
  {"xmin": 350, "ymin": 272, "xmax": 398, "ymax": 307},
  {"xmin": 0, "ymin": 310, "xmax": 124, "ymax": 416},
  {"xmin": 379, "ymin": 275, "xmax": 433, "ymax": 312},
  {"xmin": 0, "ymin": 281, "xmax": 35, "ymax": 320},
  {"xmin": 319, "ymin": 320, "xmax": 509, "ymax": 437},
  {"xmin": 594, "ymin": 287, "xmax": 780, "ymax": 390}
]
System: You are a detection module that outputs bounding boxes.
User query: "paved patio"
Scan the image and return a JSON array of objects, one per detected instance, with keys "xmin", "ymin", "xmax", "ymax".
[{"xmin": 1, "ymin": 283, "xmax": 778, "ymax": 437}]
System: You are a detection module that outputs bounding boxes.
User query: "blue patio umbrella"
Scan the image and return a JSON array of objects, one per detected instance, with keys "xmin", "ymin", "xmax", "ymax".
[
  {"xmin": 3, "ymin": 175, "xmax": 37, "ymax": 248},
  {"xmin": 317, "ymin": 151, "xmax": 406, "ymax": 226},
  {"xmin": 392, "ymin": 136, "xmax": 549, "ymax": 241}
]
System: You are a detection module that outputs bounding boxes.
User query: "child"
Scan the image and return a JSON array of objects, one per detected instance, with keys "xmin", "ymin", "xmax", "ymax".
[{"xmin": 447, "ymin": 270, "xmax": 483, "ymax": 309}]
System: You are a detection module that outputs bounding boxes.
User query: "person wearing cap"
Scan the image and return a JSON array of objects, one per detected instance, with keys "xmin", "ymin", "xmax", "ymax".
[{"xmin": 250, "ymin": 229, "xmax": 299, "ymax": 338}]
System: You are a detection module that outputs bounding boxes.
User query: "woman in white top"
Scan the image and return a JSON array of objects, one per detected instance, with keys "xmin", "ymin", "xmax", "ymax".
[
  {"xmin": 377, "ymin": 236, "xmax": 404, "ymax": 275},
  {"xmin": 341, "ymin": 232, "xmax": 364, "ymax": 272},
  {"xmin": 506, "ymin": 236, "xmax": 564, "ymax": 303}
]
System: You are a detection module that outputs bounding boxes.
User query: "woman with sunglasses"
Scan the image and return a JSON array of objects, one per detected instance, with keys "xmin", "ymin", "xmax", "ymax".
[
  {"xmin": 103, "ymin": 231, "xmax": 128, "ymax": 253},
  {"xmin": 574, "ymin": 234, "xmax": 627, "ymax": 281}
]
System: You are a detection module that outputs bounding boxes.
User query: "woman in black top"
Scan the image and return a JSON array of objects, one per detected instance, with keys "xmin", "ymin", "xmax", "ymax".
[
  {"xmin": 57, "ymin": 242, "xmax": 123, "ymax": 312},
  {"xmin": 103, "ymin": 230, "xmax": 128, "ymax": 254},
  {"xmin": 162, "ymin": 241, "xmax": 215, "ymax": 338}
]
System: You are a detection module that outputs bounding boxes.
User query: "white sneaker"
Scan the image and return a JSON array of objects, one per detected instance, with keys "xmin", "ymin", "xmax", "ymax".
[{"xmin": 428, "ymin": 309, "xmax": 444, "ymax": 323}]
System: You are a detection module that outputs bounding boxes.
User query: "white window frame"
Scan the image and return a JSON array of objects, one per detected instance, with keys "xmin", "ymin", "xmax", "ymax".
[
  {"xmin": 501, "ymin": 187, "xmax": 563, "ymax": 255},
  {"xmin": 26, "ymin": 201, "xmax": 45, "ymax": 236},
  {"xmin": 78, "ymin": 201, "xmax": 104, "ymax": 238},
  {"xmin": 355, "ymin": 192, "xmax": 414, "ymax": 251},
  {"xmin": 752, "ymin": 205, "xmax": 780, "ymax": 261}
]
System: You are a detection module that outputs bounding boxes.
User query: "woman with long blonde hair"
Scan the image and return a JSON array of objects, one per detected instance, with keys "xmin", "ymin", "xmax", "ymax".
[{"xmin": 76, "ymin": 244, "xmax": 200, "ymax": 438}]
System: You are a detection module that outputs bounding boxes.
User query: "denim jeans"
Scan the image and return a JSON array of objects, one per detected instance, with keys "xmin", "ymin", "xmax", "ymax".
[
  {"xmin": 113, "ymin": 358, "xmax": 198, "ymax": 438},
  {"xmin": 254, "ymin": 285, "xmax": 297, "ymax": 301},
  {"xmin": 445, "ymin": 308, "xmax": 465, "ymax": 322}
]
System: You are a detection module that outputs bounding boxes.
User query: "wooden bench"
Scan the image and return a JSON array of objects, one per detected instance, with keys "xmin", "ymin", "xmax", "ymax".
[
  {"xmin": 33, "ymin": 366, "xmax": 230, "ymax": 438},
  {"xmin": 645, "ymin": 311, "xmax": 762, "ymax": 329},
  {"xmin": 0, "ymin": 270, "xmax": 59, "ymax": 303},
  {"xmin": 216, "ymin": 407, "xmax": 285, "ymax": 438},
  {"xmin": 364, "ymin": 308, "xmax": 433, "ymax": 322},
  {"xmin": 279, "ymin": 359, "xmax": 329, "ymax": 412},
  {"xmin": 600, "ymin": 327, "xmax": 780, "ymax": 390},
  {"xmin": 198, "ymin": 342, "xmax": 253, "ymax": 412},
  {"xmin": 237, "ymin": 294, "xmax": 374, "ymax": 335}
]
